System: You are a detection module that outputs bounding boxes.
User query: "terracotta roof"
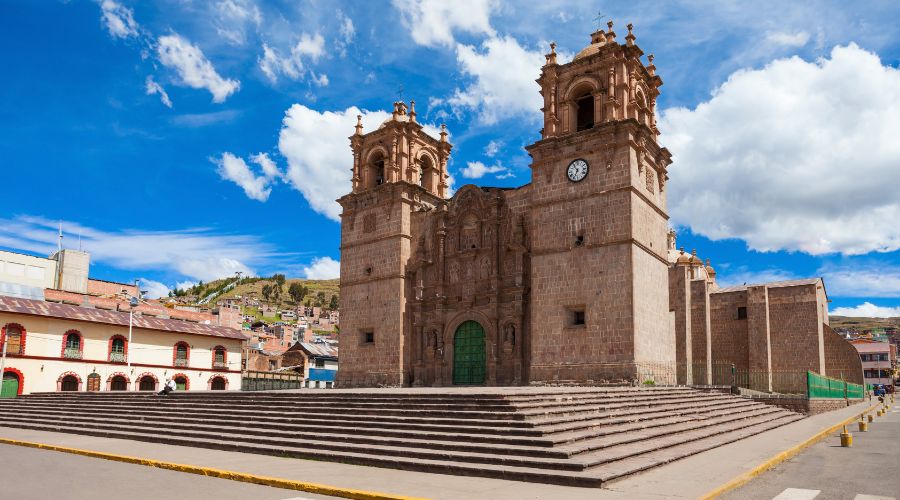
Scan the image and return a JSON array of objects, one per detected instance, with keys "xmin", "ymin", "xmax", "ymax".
[{"xmin": 0, "ymin": 295, "xmax": 248, "ymax": 341}]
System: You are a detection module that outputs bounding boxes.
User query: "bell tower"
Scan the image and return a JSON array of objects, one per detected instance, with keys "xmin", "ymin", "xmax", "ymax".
[
  {"xmin": 337, "ymin": 100, "xmax": 452, "ymax": 387},
  {"xmin": 525, "ymin": 22, "xmax": 676, "ymax": 384}
]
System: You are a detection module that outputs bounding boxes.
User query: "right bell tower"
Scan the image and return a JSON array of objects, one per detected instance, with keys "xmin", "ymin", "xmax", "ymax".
[{"xmin": 525, "ymin": 21, "xmax": 676, "ymax": 384}]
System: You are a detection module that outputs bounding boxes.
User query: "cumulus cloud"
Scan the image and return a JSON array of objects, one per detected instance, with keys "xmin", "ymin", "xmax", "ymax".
[
  {"xmin": 393, "ymin": 0, "xmax": 496, "ymax": 47},
  {"xmin": 0, "ymin": 215, "xmax": 273, "ymax": 283},
  {"xmin": 258, "ymin": 33, "xmax": 325, "ymax": 84},
  {"xmin": 99, "ymin": 0, "xmax": 139, "ymax": 39},
  {"xmin": 661, "ymin": 44, "xmax": 900, "ymax": 256},
  {"xmin": 301, "ymin": 257, "xmax": 340, "ymax": 280},
  {"xmin": 831, "ymin": 302, "xmax": 900, "ymax": 318},
  {"xmin": 437, "ymin": 36, "xmax": 544, "ymax": 125},
  {"xmin": 459, "ymin": 160, "xmax": 510, "ymax": 179},
  {"xmin": 213, "ymin": 152, "xmax": 283, "ymax": 202},
  {"xmin": 157, "ymin": 34, "xmax": 240, "ymax": 103},
  {"xmin": 138, "ymin": 278, "xmax": 171, "ymax": 299},
  {"xmin": 765, "ymin": 31, "xmax": 810, "ymax": 48},
  {"xmin": 484, "ymin": 140, "xmax": 501, "ymax": 157},
  {"xmin": 277, "ymin": 105, "xmax": 391, "ymax": 221},
  {"xmin": 819, "ymin": 264, "xmax": 900, "ymax": 298},
  {"xmin": 145, "ymin": 76, "xmax": 172, "ymax": 108}
]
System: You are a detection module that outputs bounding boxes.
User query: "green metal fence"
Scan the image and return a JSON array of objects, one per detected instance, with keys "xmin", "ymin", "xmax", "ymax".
[
  {"xmin": 807, "ymin": 371, "xmax": 864, "ymax": 399},
  {"xmin": 241, "ymin": 370, "xmax": 304, "ymax": 391}
]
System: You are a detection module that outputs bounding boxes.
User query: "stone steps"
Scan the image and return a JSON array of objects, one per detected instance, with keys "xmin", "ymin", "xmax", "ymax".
[{"xmin": 0, "ymin": 387, "xmax": 804, "ymax": 486}]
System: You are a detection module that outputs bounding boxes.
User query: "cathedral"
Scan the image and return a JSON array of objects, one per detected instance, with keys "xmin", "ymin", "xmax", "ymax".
[{"xmin": 336, "ymin": 23, "xmax": 863, "ymax": 390}]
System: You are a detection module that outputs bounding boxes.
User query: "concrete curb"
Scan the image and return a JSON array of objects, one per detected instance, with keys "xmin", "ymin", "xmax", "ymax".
[
  {"xmin": 0, "ymin": 437, "xmax": 426, "ymax": 500},
  {"xmin": 700, "ymin": 401, "xmax": 880, "ymax": 499}
]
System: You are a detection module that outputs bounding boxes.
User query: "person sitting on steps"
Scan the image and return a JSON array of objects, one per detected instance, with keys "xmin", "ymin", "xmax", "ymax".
[{"xmin": 157, "ymin": 377, "xmax": 177, "ymax": 396}]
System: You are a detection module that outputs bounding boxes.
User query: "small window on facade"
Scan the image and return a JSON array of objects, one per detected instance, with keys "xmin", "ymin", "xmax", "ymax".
[
  {"xmin": 4, "ymin": 325, "xmax": 22, "ymax": 355},
  {"xmin": 315, "ymin": 359, "xmax": 325, "ymax": 368},
  {"xmin": 737, "ymin": 307, "xmax": 747, "ymax": 320},
  {"xmin": 66, "ymin": 333, "xmax": 80, "ymax": 350},
  {"xmin": 375, "ymin": 159, "xmax": 385, "ymax": 186},
  {"xmin": 569, "ymin": 308, "xmax": 586, "ymax": 327},
  {"xmin": 363, "ymin": 331, "xmax": 375, "ymax": 344}
]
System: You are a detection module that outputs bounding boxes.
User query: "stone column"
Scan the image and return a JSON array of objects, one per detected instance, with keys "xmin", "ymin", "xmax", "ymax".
[{"xmin": 747, "ymin": 285, "xmax": 773, "ymax": 392}]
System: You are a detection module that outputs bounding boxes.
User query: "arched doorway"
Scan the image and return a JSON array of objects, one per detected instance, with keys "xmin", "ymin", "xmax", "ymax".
[
  {"xmin": 110, "ymin": 375, "xmax": 128, "ymax": 391},
  {"xmin": 86, "ymin": 373, "xmax": 101, "ymax": 392},
  {"xmin": 173, "ymin": 375, "xmax": 188, "ymax": 391},
  {"xmin": 210, "ymin": 376, "xmax": 226, "ymax": 390},
  {"xmin": 1, "ymin": 371, "xmax": 20, "ymax": 398},
  {"xmin": 61, "ymin": 375, "xmax": 79, "ymax": 391},
  {"xmin": 138, "ymin": 375, "xmax": 156, "ymax": 391},
  {"xmin": 453, "ymin": 320, "xmax": 486, "ymax": 385}
]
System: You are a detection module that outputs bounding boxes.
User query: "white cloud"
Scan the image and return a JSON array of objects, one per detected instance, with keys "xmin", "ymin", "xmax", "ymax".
[
  {"xmin": 484, "ymin": 140, "xmax": 501, "ymax": 157},
  {"xmin": 0, "ymin": 215, "xmax": 272, "ymax": 283},
  {"xmin": 661, "ymin": 44, "xmax": 900, "ymax": 256},
  {"xmin": 250, "ymin": 152, "xmax": 281, "ymax": 180},
  {"xmin": 301, "ymin": 256, "xmax": 340, "ymax": 280},
  {"xmin": 258, "ymin": 34, "xmax": 325, "ymax": 84},
  {"xmin": 213, "ymin": 152, "xmax": 273, "ymax": 202},
  {"xmin": 765, "ymin": 31, "xmax": 811, "ymax": 48},
  {"xmin": 714, "ymin": 268, "xmax": 798, "ymax": 289},
  {"xmin": 99, "ymin": 0, "xmax": 139, "ymax": 39},
  {"xmin": 831, "ymin": 302, "xmax": 900, "ymax": 318},
  {"xmin": 459, "ymin": 160, "xmax": 510, "ymax": 179},
  {"xmin": 157, "ymin": 34, "xmax": 240, "ymax": 103},
  {"xmin": 277, "ymin": 105, "xmax": 391, "ymax": 221},
  {"xmin": 145, "ymin": 76, "xmax": 172, "ymax": 108},
  {"xmin": 311, "ymin": 72, "xmax": 329, "ymax": 87},
  {"xmin": 213, "ymin": 0, "xmax": 261, "ymax": 45},
  {"xmin": 336, "ymin": 10, "xmax": 355, "ymax": 56},
  {"xmin": 175, "ymin": 280, "xmax": 197, "ymax": 292},
  {"xmin": 138, "ymin": 278, "xmax": 171, "ymax": 299},
  {"xmin": 438, "ymin": 36, "xmax": 545, "ymax": 125},
  {"xmin": 393, "ymin": 0, "xmax": 496, "ymax": 47},
  {"xmin": 819, "ymin": 264, "xmax": 900, "ymax": 298}
]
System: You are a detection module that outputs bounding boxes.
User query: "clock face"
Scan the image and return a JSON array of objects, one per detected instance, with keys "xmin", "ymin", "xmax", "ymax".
[{"xmin": 567, "ymin": 159, "xmax": 589, "ymax": 182}]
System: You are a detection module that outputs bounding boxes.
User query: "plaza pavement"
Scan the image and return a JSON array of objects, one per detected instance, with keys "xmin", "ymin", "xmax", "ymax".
[
  {"xmin": 721, "ymin": 399, "xmax": 899, "ymax": 500},
  {"xmin": 0, "ymin": 399, "xmax": 878, "ymax": 499}
]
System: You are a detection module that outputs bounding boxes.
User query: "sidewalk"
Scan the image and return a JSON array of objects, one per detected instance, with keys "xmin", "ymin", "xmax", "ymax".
[{"xmin": 0, "ymin": 401, "xmax": 875, "ymax": 499}]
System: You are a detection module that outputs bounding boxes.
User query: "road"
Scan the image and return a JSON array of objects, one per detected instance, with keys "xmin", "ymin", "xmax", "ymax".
[
  {"xmin": 722, "ymin": 400, "xmax": 900, "ymax": 500},
  {"xmin": 0, "ymin": 443, "xmax": 337, "ymax": 500}
]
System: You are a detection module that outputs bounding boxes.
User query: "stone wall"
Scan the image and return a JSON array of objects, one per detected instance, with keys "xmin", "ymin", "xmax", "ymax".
[
  {"xmin": 823, "ymin": 323, "xmax": 865, "ymax": 385},
  {"xmin": 751, "ymin": 395, "xmax": 865, "ymax": 415}
]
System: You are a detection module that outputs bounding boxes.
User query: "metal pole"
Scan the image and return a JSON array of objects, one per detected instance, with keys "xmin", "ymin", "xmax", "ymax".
[
  {"xmin": 127, "ymin": 308, "xmax": 133, "ymax": 368},
  {"xmin": 0, "ymin": 332, "xmax": 8, "ymax": 395}
]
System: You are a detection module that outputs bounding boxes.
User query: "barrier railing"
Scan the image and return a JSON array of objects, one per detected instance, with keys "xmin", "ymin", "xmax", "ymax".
[
  {"xmin": 807, "ymin": 371, "xmax": 864, "ymax": 399},
  {"xmin": 241, "ymin": 370, "xmax": 304, "ymax": 391}
]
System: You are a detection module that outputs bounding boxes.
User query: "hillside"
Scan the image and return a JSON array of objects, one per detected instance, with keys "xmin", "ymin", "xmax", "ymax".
[
  {"xmin": 171, "ymin": 276, "xmax": 339, "ymax": 315},
  {"xmin": 829, "ymin": 315, "xmax": 900, "ymax": 332}
]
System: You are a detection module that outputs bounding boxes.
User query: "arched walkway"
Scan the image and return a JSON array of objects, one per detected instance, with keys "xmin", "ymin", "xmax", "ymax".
[
  {"xmin": 209, "ymin": 376, "xmax": 227, "ymax": 390},
  {"xmin": 136, "ymin": 373, "xmax": 158, "ymax": 391},
  {"xmin": 57, "ymin": 372, "xmax": 81, "ymax": 392},
  {"xmin": 452, "ymin": 320, "xmax": 486, "ymax": 385},
  {"xmin": 107, "ymin": 373, "xmax": 129, "ymax": 391}
]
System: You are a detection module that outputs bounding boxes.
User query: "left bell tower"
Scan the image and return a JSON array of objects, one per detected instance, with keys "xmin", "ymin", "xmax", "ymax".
[{"xmin": 337, "ymin": 100, "xmax": 452, "ymax": 387}]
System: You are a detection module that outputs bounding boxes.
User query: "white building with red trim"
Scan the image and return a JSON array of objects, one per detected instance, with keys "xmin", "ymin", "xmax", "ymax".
[{"xmin": 0, "ymin": 296, "xmax": 247, "ymax": 395}]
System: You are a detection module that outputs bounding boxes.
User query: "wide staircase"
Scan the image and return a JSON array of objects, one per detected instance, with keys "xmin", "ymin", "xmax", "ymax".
[{"xmin": 0, "ymin": 387, "xmax": 803, "ymax": 487}]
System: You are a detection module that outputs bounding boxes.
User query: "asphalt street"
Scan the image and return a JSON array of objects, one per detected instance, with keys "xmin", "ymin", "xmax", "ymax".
[
  {"xmin": 0, "ymin": 443, "xmax": 338, "ymax": 500},
  {"xmin": 722, "ymin": 400, "xmax": 900, "ymax": 500}
]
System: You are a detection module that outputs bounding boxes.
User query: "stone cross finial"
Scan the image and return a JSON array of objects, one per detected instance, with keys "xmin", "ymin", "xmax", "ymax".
[
  {"xmin": 546, "ymin": 41, "xmax": 557, "ymax": 64},
  {"xmin": 409, "ymin": 100, "xmax": 417, "ymax": 123},
  {"xmin": 626, "ymin": 23, "xmax": 635, "ymax": 46},
  {"xmin": 440, "ymin": 123, "xmax": 448, "ymax": 142},
  {"xmin": 354, "ymin": 115, "xmax": 363, "ymax": 135}
]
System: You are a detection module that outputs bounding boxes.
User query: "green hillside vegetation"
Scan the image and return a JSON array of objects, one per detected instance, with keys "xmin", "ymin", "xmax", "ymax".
[{"xmin": 171, "ymin": 275, "xmax": 339, "ymax": 319}]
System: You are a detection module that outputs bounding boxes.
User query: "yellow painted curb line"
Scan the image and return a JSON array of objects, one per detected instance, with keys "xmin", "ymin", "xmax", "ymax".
[
  {"xmin": 700, "ymin": 401, "xmax": 880, "ymax": 499},
  {"xmin": 0, "ymin": 437, "xmax": 427, "ymax": 500}
]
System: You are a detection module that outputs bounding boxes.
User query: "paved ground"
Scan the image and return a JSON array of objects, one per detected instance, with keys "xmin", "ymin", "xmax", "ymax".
[
  {"xmin": 722, "ymin": 400, "xmax": 899, "ymax": 500},
  {"xmin": 0, "ymin": 400, "xmax": 877, "ymax": 499},
  {"xmin": 0, "ymin": 443, "xmax": 336, "ymax": 500}
]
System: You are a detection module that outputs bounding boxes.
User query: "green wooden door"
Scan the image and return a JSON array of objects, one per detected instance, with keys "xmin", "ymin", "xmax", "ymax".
[
  {"xmin": 1, "ymin": 374, "xmax": 19, "ymax": 398},
  {"xmin": 453, "ymin": 321, "xmax": 486, "ymax": 385},
  {"xmin": 175, "ymin": 377, "xmax": 187, "ymax": 391}
]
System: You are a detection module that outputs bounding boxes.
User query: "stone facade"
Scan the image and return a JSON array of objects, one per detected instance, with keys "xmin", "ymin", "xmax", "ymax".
[
  {"xmin": 338, "ymin": 24, "xmax": 676, "ymax": 387},
  {"xmin": 337, "ymin": 23, "xmax": 863, "ymax": 390}
]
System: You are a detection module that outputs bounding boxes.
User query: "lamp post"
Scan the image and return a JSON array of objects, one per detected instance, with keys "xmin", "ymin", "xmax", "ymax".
[{"xmin": 125, "ymin": 279, "xmax": 142, "ymax": 368}]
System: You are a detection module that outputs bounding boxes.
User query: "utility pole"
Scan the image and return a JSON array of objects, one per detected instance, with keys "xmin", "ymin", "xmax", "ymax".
[
  {"xmin": 0, "ymin": 331, "xmax": 8, "ymax": 395},
  {"xmin": 127, "ymin": 279, "xmax": 139, "ymax": 368}
]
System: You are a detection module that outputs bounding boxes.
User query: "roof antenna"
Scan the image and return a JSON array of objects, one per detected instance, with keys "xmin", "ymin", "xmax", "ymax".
[{"xmin": 58, "ymin": 221, "xmax": 63, "ymax": 253}]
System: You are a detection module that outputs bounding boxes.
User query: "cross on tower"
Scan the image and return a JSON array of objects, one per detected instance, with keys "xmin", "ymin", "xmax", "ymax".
[
  {"xmin": 397, "ymin": 84, "xmax": 404, "ymax": 102},
  {"xmin": 594, "ymin": 10, "xmax": 606, "ymax": 29}
]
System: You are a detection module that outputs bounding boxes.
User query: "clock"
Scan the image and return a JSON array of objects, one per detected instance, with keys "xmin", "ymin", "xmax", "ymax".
[{"xmin": 567, "ymin": 159, "xmax": 589, "ymax": 182}]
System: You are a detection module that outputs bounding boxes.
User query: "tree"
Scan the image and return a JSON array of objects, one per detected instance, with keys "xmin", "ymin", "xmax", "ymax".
[
  {"xmin": 272, "ymin": 274, "xmax": 286, "ymax": 287},
  {"xmin": 328, "ymin": 294, "xmax": 339, "ymax": 311},
  {"xmin": 261, "ymin": 284, "xmax": 272, "ymax": 301},
  {"xmin": 314, "ymin": 291, "xmax": 326, "ymax": 308},
  {"xmin": 289, "ymin": 282, "xmax": 308, "ymax": 303}
]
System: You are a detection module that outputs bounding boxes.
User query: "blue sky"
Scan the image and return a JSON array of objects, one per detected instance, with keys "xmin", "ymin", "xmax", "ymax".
[{"xmin": 2, "ymin": 1, "xmax": 900, "ymax": 316}]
